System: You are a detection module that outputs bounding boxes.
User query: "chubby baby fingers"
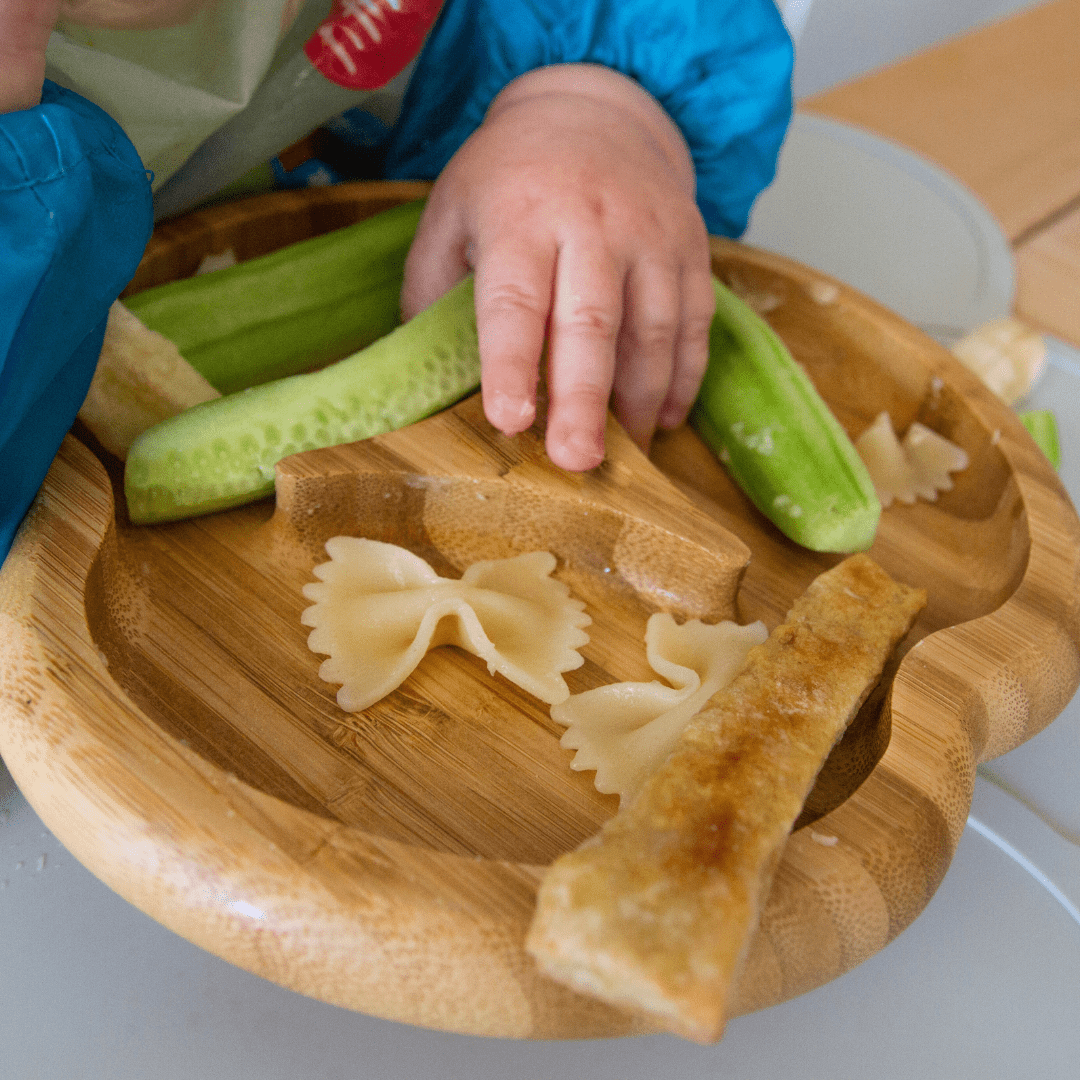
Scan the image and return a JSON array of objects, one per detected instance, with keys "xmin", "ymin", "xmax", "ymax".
[
  {"xmin": 657, "ymin": 261, "xmax": 716, "ymax": 430},
  {"xmin": 472, "ymin": 235, "xmax": 556, "ymax": 437},
  {"xmin": 610, "ymin": 260, "xmax": 682, "ymax": 450},
  {"xmin": 543, "ymin": 241, "xmax": 626, "ymax": 471}
]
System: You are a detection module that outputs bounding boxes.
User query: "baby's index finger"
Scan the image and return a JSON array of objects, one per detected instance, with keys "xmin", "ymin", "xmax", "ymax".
[{"xmin": 472, "ymin": 240, "xmax": 556, "ymax": 438}]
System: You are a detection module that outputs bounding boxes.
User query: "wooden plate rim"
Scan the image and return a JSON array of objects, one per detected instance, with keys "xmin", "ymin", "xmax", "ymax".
[{"xmin": 2, "ymin": 185, "xmax": 1078, "ymax": 1038}]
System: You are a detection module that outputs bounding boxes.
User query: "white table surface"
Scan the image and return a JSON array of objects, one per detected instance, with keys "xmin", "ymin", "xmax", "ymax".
[{"xmin": 4, "ymin": 763, "xmax": 1078, "ymax": 1079}]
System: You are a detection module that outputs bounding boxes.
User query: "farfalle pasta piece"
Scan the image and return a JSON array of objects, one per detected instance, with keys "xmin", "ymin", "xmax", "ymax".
[
  {"xmin": 903, "ymin": 421, "xmax": 970, "ymax": 496},
  {"xmin": 302, "ymin": 538, "xmax": 591, "ymax": 712},
  {"xmin": 855, "ymin": 412, "xmax": 918, "ymax": 506},
  {"xmin": 855, "ymin": 411, "xmax": 968, "ymax": 508},
  {"xmin": 951, "ymin": 316, "xmax": 1046, "ymax": 405},
  {"xmin": 551, "ymin": 614, "xmax": 767, "ymax": 805}
]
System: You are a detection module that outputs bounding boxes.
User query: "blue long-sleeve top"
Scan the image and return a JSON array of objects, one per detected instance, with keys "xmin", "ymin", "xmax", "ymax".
[
  {"xmin": 0, "ymin": 0, "xmax": 792, "ymax": 562},
  {"xmin": 0, "ymin": 83, "xmax": 154, "ymax": 560},
  {"xmin": 384, "ymin": 0, "xmax": 793, "ymax": 238}
]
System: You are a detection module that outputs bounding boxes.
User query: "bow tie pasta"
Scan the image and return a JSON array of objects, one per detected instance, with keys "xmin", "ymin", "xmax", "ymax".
[
  {"xmin": 551, "ymin": 613, "xmax": 767, "ymax": 805},
  {"xmin": 855, "ymin": 412, "xmax": 968, "ymax": 508},
  {"xmin": 302, "ymin": 538, "xmax": 591, "ymax": 712}
]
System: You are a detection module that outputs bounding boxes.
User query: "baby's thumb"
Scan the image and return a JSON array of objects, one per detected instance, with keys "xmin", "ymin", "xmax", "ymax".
[{"xmin": 399, "ymin": 205, "xmax": 471, "ymax": 320}]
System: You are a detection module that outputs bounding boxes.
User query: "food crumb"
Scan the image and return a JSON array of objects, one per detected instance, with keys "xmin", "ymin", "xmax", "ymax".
[
  {"xmin": 726, "ymin": 270, "xmax": 783, "ymax": 313},
  {"xmin": 991, "ymin": 429, "xmax": 1002, "ymax": 445},
  {"xmin": 749, "ymin": 291, "xmax": 782, "ymax": 313},
  {"xmin": 810, "ymin": 831, "xmax": 839, "ymax": 846},
  {"xmin": 196, "ymin": 249, "xmax": 238, "ymax": 274},
  {"xmin": 807, "ymin": 280, "xmax": 839, "ymax": 305}
]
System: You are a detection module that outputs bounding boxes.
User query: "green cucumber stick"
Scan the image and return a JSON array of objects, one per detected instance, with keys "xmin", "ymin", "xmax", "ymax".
[
  {"xmin": 691, "ymin": 277, "xmax": 880, "ymax": 553},
  {"xmin": 124, "ymin": 199, "xmax": 425, "ymax": 394},
  {"xmin": 125, "ymin": 276, "xmax": 481, "ymax": 525},
  {"xmin": 1019, "ymin": 410, "xmax": 1060, "ymax": 468}
]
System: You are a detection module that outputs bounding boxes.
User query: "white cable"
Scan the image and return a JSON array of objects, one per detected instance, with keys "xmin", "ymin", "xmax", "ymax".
[{"xmin": 966, "ymin": 814, "xmax": 1080, "ymax": 930}]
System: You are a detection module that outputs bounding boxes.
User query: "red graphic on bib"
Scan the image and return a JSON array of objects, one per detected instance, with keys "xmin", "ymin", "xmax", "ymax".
[{"xmin": 304, "ymin": 0, "xmax": 443, "ymax": 90}]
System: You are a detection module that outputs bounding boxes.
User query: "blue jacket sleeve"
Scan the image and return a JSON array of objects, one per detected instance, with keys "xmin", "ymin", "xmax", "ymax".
[
  {"xmin": 0, "ymin": 82, "xmax": 153, "ymax": 563},
  {"xmin": 383, "ymin": 0, "xmax": 793, "ymax": 239}
]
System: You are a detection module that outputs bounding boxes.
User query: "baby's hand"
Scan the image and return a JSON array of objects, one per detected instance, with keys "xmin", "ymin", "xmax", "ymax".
[{"xmin": 401, "ymin": 64, "xmax": 716, "ymax": 471}]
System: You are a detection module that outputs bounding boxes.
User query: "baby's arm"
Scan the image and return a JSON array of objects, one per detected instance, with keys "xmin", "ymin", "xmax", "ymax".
[
  {"xmin": 0, "ymin": 5, "xmax": 152, "ymax": 561},
  {"xmin": 400, "ymin": 64, "xmax": 717, "ymax": 471},
  {"xmin": 0, "ymin": 0, "xmax": 59, "ymax": 112}
]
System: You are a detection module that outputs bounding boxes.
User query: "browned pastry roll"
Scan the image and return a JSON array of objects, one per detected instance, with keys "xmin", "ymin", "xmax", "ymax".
[{"xmin": 526, "ymin": 553, "xmax": 926, "ymax": 1043}]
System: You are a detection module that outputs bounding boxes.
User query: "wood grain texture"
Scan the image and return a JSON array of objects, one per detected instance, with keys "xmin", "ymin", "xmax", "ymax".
[
  {"xmin": 2, "ymin": 183, "xmax": 1079, "ymax": 1039},
  {"xmin": 803, "ymin": 0, "xmax": 1080, "ymax": 242},
  {"xmin": 1015, "ymin": 203, "xmax": 1080, "ymax": 347}
]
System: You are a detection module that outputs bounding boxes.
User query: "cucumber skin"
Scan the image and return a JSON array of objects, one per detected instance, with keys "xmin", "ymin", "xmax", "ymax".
[
  {"xmin": 691, "ymin": 278, "xmax": 881, "ymax": 553},
  {"xmin": 125, "ymin": 277, "xmax": 480, "ymax": 525},
  {"xmin": 1019, "ymin": 409, "xmax": 1060, "ymax": 469},
  {"xmin": 124, "ymin": 200, "xmax": 424, "ymax": 395}
]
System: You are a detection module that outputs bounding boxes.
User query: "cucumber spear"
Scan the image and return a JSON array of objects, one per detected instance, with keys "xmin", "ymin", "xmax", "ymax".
[
  {"xmin": 125, "ymin": 277, "xmax": 481, "ymax": 524},
  {"xmin": 690, "ymin": 278, "xmax": 880, "ymax": 553}
]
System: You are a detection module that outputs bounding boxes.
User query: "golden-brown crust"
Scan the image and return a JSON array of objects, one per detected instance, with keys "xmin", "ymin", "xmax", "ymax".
[{"xmin": 526, "ymin": 554, "xmax": 927, "ymax": 1043}]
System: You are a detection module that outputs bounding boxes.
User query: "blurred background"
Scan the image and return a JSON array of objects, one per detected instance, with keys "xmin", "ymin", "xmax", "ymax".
[{"xmin": 788, "ymin": 0, "xmax": 1043, "ymax": 96}]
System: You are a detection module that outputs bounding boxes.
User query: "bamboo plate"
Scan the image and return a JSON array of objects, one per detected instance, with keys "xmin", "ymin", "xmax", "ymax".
[{"xmin": 2, "ymin": 183, "xmax": 1079, "ymax": 1040}]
